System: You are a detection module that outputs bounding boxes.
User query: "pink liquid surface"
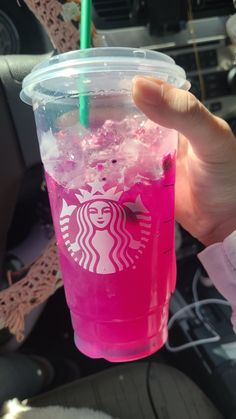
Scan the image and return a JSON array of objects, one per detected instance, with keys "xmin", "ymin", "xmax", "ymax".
[{"xmin": 45, "ymin": 152, "xmax": 176, "ymax": 362}]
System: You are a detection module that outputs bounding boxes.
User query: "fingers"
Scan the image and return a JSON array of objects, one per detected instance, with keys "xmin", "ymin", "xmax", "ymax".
[{"xmin": 132, "ymin": 76, "xmax": 236, "ymax": 162}]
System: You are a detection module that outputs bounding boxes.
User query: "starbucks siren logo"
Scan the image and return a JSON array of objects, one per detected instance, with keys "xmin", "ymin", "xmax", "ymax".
[{"xmin": 59, "ymin": 181, "xmax": 151, "ymax": 274}]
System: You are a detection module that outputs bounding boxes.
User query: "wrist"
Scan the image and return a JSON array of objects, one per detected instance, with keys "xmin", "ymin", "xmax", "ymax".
[{"xmin": 201, "ymin": 221, "xmax": 236, "ymax": 247}]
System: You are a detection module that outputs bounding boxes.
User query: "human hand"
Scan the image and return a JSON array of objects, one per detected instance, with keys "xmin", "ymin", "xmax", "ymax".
[{"xmin": 132, "ymin": 77, "xmax": 236, "ymax": 246}]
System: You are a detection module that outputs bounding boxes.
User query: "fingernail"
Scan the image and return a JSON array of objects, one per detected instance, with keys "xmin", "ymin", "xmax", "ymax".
[{"xmin": 132, "ymin": 77, "xmax": 163, "ymax": 106}]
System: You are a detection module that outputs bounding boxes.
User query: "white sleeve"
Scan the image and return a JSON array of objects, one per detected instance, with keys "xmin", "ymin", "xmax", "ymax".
[{"xmin": 198, "ymin": 230, "xmax": 236, "ymax": 333}]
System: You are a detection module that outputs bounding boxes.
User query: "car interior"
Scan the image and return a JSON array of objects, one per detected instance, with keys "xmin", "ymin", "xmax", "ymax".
[{"xmin": 0, "ymin": 1, "xmax": 236, "ymax": 418}]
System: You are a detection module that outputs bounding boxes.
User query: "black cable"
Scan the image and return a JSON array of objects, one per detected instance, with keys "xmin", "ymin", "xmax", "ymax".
[{"xmin": 146, "ymin": 362, "xmax": 160, "ymax": 419}]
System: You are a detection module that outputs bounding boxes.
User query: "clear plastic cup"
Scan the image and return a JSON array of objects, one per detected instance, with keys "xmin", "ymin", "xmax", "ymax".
[{"xmin": 21, "ymin": 48, "xmax": 189, "ymax": 362}]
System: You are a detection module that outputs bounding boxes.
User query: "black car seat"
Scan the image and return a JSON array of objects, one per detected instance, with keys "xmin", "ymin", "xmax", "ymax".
[{"xmin": 29, "ymin": 362, "xmax": 224, "ymax": 419}]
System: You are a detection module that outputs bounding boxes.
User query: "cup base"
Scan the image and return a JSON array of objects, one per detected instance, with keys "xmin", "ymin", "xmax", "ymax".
[
  {"xmin": 74, "ymin": 328, "xmax": 168, "ymax": 362},
  {"xmin": 72, "ymin": 303, "xmax": 169, "ymax": 362}
]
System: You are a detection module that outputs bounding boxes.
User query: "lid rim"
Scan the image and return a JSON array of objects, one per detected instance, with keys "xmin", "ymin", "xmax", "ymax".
[{"xmin": 20, "ymin": 47, "xmax": 189, "ymax": 105}]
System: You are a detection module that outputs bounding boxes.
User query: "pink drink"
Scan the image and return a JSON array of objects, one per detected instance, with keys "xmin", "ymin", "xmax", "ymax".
[
  {"xmin": 44, "ymin": 119, "xmax": 177, "ymax": 362},
  {"xmin": 20, "ymin": 47, "xmax": 188, "ymax": 362}
]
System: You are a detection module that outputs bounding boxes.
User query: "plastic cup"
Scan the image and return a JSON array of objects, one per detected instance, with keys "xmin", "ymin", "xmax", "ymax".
[{"xmin": 20, "ymin": 48, "xmax": 189, "ymax": 362}]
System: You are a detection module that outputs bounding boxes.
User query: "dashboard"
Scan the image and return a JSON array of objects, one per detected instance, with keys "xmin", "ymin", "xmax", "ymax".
[
  {"xmin": 94, "ymin": 13, "xmax": 236, "ymax": 133},
  {"xmin": 0, "ymin": 10, "xmax": 20, "ymax": 54},
  {"xmin": 0, "ymin": 0, "xmax": 51, "ymax": 55}
]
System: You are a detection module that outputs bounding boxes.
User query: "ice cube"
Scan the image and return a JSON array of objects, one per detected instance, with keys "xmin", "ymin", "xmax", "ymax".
[{"xmin": 40, "ymin": 130, "xmax": 60, "ymax": 161}]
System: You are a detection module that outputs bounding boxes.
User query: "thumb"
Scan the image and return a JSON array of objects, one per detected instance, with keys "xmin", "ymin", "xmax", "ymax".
[{"xmin": 132, "ymin": 76, "xmax": 235, "ymax": 162}]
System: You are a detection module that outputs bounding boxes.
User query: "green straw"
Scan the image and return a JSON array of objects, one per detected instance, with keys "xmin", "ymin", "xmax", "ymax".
[
  {"xmin": 80, "ymin": 0, "xmax": 92, "ymax": 50},
  {"xmin": 79, "ymin": 0, "xmax": 92, "ymax": 127}
]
